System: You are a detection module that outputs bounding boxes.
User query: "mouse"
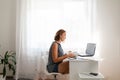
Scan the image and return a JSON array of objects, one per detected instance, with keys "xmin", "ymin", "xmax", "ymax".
[{"xmin": 89, "ymin": 72, "xmax": 98, "ymax": 76}]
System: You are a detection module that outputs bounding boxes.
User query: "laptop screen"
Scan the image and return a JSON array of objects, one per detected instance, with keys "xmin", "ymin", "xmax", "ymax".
[{"xmin": 85, "ymin": 43, "xmax": 96, "ymax": 56}]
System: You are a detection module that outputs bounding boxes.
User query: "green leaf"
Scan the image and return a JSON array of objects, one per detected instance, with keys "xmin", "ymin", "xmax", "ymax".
[
  {"xmin": 2, "ymin": 58, "xmax": 8, "ymax": 64},
  {"xmin": 4, "ymin": 51, "xmax": 8, "ymax": 59},
  {"xmin": 1, "ymin": 59, "xmax": 4, "ymax": 64},
  {"xmin": 11, "ymin": 66, "xmax": 16, "ymax": 75},
  {"xmin": 8, "ymin": 62, "xmax": 16, "ymax": 75},
  {"xmin": 9, "ymin": 58, "xmax": 16, "ymax": 65},
  {"xmin": 7, "ymin": 51, "xmax": 16, "ymax": 58},
  {"xmin": 11, "ymin": 67, "xmax": 15, "ymax": 75},
  {"xmin": 0, "ymin": 51, "xmax": 16, "ymax": 77},
  {"xmin": 3, "ymin": 66, "xmax": 6, "ymax": 78},
  {"xmin": 8, "ymin": 64, "xmax": 12, "ymax": 70}
]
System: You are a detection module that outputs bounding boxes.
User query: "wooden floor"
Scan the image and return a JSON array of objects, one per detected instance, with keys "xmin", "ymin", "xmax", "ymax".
[
  {"xmin": 6, "ymin": 77, "xmax": 32, "ymax": 80},
  {"xmin": 7, "ymin": 78, "xmax": 52, "ymax": 80},
  {"xmin": 7, "ymin": 78, "xmax": 32, "ymax": 80},
  {"xmin": 6, "ymin": 77, "xmax": 53, "ymax": 80},
  {"xmin": 7, "ymin": 78, "xmax": 53, "ymax": 80}
]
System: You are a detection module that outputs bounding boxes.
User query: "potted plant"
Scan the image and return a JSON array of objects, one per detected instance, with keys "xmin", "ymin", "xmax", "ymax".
[{"xmin": 0, "ymin": 51, "xmax": 16, "ymax": 79}]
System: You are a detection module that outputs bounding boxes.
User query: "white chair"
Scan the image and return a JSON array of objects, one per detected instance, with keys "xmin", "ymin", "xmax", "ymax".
[{"xmin": 42, "ymin": 55, "xmax": 61, "ymax": 80}]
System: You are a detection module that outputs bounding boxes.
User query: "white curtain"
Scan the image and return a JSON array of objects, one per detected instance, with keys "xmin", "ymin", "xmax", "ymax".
[{"xmin": 16, "ymin": 0, "xmax": 95, "ymax": 79}]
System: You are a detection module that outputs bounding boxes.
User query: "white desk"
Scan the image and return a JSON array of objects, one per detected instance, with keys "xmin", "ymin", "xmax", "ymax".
[{"xmin": 67, "ymin": 57, "xmax": 103, "ymax": 80}]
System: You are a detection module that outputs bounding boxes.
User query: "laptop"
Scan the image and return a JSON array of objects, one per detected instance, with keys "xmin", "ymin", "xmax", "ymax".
[{"xmin": 78, "ymin": 43, "xmax": 96, "ymax": 57}]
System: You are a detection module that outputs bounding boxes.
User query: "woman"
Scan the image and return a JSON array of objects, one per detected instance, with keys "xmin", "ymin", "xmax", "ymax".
[{"xmin": 47, "ymin": 29, "xmax": 75, "ymax": 74}]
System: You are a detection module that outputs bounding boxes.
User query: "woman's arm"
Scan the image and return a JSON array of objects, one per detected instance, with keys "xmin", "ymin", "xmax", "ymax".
[{"xmin": 52, "ymin": 43, "xmax": 68, "ymax": 63}]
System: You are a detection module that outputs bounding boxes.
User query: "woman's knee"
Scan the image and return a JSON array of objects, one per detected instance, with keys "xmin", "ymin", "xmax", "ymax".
[{"xmin": 58, "ymin": 61, "xmax": 69, "ymax": 74}]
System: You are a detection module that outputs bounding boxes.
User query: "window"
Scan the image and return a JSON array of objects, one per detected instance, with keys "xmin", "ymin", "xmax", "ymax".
[{"xmin": 26, "ymin": 0, "xmax": 94, "ymax": 52}]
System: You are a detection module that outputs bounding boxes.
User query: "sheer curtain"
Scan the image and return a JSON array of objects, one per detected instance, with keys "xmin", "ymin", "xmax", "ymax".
[{"xmin": 16, "ymin": 0, "xmax": 95, "ymax": 79}]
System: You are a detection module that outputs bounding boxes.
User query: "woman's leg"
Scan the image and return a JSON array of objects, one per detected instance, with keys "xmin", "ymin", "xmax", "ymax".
[{"xmin": 58, "ymin": 61, "xmax": 69, "ymax": 74}]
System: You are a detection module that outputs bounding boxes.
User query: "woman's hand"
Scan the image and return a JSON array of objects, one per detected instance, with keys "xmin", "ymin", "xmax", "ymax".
[{"xmin": 67, "ymin": 51, "xmax": 75, "ymax": 58}]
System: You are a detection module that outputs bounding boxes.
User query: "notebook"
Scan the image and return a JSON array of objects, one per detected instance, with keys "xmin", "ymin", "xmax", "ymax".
[{"xmin": 78, "ymin": 43, "xmax": 96, "ymax": 57}]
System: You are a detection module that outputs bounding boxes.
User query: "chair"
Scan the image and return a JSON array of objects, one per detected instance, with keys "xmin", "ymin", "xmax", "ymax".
[{"xmin": 42, "ymin": 55, "xmax": 61, "ymax": 80}]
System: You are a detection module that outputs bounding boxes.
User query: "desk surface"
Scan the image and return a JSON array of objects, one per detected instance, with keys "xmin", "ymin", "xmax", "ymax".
[{"xmin": 63, "ymin": 56, "xmax": 103, "ymax": 62}]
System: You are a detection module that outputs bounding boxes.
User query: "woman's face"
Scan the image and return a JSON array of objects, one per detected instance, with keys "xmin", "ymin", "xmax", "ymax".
[{"xmin": 60, "ymin": 32, "xmax": 66, "ymax": 41}]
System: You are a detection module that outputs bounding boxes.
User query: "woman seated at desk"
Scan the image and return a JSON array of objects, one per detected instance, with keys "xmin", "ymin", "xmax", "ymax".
[{"xmin": 47, "ymin": 29, "xmax": 75, "ymax": 74}]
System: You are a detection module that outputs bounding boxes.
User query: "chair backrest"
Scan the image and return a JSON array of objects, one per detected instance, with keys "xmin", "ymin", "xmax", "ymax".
[{"xmin": 42, "ymin": 55, "xmax": 49, "ymax": 74}]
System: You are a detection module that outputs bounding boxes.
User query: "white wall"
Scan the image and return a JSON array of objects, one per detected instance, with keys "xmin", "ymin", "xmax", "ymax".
[
  {"xmin": 0, "ymin": 0, "xmax": 16, "ymax": 54},
  {"xmin": 0, "ymin": 0, "xmax": 16, "ymax": 74},
  {"xmin": 96, "ymin": 0, "xmax": 120, "ymax": 80}
]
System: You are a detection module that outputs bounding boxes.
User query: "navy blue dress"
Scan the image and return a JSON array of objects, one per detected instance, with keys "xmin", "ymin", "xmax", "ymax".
[{"xmin": 47, "ymin": 41, "xmax": 64, "ymax": 73}]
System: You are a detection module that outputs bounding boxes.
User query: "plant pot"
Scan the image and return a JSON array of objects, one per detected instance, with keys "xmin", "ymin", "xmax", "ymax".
[{"xmin": 0, "ymin": 73, "xmax": 6, "ymax": 80}]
